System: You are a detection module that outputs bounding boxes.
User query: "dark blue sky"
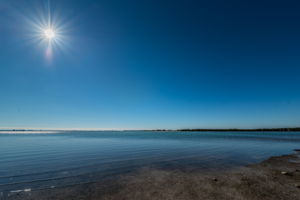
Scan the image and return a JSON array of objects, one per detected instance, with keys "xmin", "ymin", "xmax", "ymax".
[{"xmin": 1, "ymin": 0, "xmax": 300, "ymax": 129}]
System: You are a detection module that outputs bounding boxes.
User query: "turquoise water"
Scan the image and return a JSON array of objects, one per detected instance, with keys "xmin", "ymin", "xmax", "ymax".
[{"xmin": 0, "ymin": 131, "xmax": 300, "ymax": 193}]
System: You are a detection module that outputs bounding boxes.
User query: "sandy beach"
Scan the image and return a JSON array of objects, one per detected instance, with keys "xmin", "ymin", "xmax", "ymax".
[{"xmin": 5, "ymin": 150, "xmax": 300, "ymax": 200}]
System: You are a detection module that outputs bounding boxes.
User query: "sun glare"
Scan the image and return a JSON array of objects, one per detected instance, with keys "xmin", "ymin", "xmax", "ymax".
[
  {"xmin": 23, "ymin": 0, "xmax": 70, "ymax": 61},
  {"xmin": 44, "ymin": 28, "xmax": 56, "ymax": 39}
]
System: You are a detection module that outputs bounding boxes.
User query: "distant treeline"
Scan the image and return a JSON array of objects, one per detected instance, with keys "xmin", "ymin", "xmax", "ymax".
[{"xmin": 176, "ymin": 128, "xmax": 300, "ymax": 132}]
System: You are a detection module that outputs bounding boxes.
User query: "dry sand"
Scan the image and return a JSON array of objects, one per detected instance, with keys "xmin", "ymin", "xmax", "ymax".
[{"xmin": 5, "ymin": 152, "xmax": 300, "ymax": 200}]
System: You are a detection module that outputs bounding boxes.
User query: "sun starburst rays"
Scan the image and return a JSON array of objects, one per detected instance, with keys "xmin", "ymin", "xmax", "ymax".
[{"xmin": 20, "ymin": 1, "xmax": 69, "ymax": 61}]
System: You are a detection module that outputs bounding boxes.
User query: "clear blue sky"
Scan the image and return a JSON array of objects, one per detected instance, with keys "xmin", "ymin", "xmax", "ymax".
[{"xmin": 0, "ymin": 0, "xmax": 300, "ymax": 129}]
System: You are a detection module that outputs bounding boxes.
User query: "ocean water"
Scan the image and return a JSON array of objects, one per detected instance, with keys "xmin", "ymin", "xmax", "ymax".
[{"xmin": 0, "ymin": 131, "xmax": 300, "ymax": 194}]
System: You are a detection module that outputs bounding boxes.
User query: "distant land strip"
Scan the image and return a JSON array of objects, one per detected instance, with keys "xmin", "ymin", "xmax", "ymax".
[
  {"xmin": 175, "ymin": 128, "xmax": 300, "ymax": 132},
  {"xmin": 147, "ymin": 128, "xmax": 300, "ymax": 132},
  {"xmin": 0, "ymin": 128, "xmax": 300, "ymax": 132}
]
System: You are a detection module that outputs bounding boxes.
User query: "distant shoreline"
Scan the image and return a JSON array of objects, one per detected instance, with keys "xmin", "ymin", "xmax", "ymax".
[
  {"xmin": 0, "ymin": 130, "xmax": 62, "ymax": 134},
  {"xmin": 0, "ymin": 127, "xmax": 300, "ymax": 132},
  {"xmin": 176, "ymin": 128, "xmax": 300, "ymax": 132}
]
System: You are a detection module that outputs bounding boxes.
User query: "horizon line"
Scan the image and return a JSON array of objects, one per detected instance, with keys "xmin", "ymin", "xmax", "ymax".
[{"xmin": 1, "ymin": 127, "xmax": 300, "ymax": 131}]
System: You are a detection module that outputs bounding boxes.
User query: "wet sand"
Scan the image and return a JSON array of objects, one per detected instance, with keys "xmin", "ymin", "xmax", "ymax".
[{"xmin": 5, "ymin": 151, "xmax": 300, "ymax": 200}]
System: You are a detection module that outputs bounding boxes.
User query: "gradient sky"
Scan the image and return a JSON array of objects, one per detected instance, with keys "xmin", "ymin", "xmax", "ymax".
[{"xmin": 0, "ymin": 0, "xmax": 300, "ymax": 129}]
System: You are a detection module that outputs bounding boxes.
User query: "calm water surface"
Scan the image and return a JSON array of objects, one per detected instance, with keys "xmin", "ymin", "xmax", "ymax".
[{"xmin": 0, "ymin": 131, "xmax": 300, "ymax": 193}]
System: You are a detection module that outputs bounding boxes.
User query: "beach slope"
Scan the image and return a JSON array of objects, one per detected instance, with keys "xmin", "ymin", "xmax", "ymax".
[{"xmin": 6, "ymin": 152, "xmax": 300, "ymax": 200}]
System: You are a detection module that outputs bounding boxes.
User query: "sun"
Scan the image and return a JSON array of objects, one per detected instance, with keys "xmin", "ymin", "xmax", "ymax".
[
  {"xmin": 24, "ymin": 0, "xmax": 69, "ymax": 61},
  {"xmin": 44, "ymin": 28, "xmax": 56, "ymax": 40}
]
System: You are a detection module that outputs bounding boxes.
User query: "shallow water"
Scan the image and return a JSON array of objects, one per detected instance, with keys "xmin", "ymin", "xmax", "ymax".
[{"xmin": 0, "ymin": 131, "xmax": 300, "ymax": 193}]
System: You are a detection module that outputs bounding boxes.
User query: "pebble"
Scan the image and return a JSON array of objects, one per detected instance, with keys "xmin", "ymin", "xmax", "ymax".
[{"xmin": 281, "ymin": 171, "xmax": 292, "ymax": 176}]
